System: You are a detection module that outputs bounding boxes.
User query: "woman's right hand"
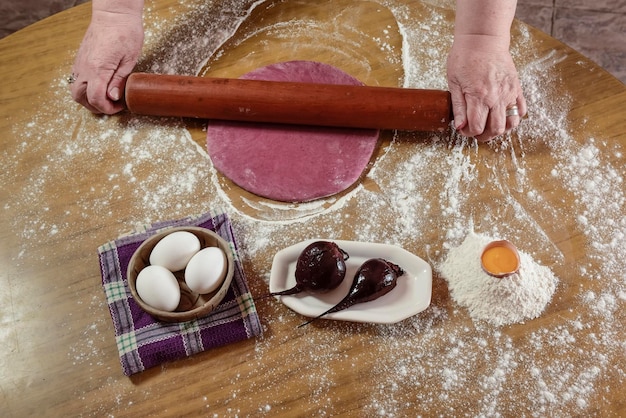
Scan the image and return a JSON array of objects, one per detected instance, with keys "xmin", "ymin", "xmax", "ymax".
[{"xmin": 70, "ymin": 1, "xmax": 144, "ymax": 114}]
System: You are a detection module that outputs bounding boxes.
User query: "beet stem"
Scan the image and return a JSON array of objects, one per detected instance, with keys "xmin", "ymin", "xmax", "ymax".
[
  {"xmin": 297, "ymin": 301, "xmax": 353, "ymax": 327},
  {"xmin": 255, "ymin": 286, "xmax": 302, "ymax": 301}
]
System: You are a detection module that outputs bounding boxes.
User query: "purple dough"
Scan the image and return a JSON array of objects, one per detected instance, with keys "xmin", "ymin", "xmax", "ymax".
[{"xmin": 206, "ymin": 60, "xmax": 379, "ymax": 202}]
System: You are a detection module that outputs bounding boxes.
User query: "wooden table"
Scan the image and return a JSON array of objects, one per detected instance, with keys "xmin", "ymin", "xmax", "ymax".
[{"xmin": 1, "ymin": 1, "xmax": 625, "ymax": 416}]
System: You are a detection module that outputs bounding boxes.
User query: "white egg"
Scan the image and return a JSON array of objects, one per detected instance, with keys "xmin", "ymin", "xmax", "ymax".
[
  {"xmin": 149, "ymin": 231, "xmax": 201, "ymax": 271},
  {"xmin": 185, "ymin": 246, "xmax": 228, "ymax": 294},
  {"xmin": 135, "ymin": 265, "xmax": 181, "ymax": 312}
]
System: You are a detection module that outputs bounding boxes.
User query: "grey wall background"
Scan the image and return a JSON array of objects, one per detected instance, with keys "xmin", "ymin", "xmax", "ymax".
[{"xmin": 1, "ymin": 0, "xmax": 88, "ymax": 38}]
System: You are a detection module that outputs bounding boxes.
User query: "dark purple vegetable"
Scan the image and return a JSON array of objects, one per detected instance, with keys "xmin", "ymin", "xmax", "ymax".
[
  {"xmin": 299, "ymin": 258, "xmax": 404, "ymax": 327},
  {"xmin": 270, "ymin": 241, "xmax": 349, "ymax": 296}
]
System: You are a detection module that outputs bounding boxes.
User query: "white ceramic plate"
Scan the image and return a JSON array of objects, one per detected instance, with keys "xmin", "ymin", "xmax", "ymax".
[{"xmin": 269, "ymin": 239, "xmax": 432, "ymax": 324}]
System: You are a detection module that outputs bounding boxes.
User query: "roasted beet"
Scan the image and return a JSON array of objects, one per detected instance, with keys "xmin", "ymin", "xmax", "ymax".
[
  {"xmin": 299, "ymin": 258, "xmax": 404, "ymax": 327},
  {"xmin": 270, "ymin": 241, "xmax": 349, "ymax": 296}
]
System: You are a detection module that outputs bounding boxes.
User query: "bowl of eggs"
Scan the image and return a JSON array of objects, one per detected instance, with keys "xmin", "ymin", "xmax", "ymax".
[{"xmin": 127, "ymin": 226, "xmax": 234, "ymax": 322}]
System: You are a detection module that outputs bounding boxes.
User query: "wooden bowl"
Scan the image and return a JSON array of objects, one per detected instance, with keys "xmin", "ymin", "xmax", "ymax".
[{"xmin": 127, "ymin": 226, "xmax": 234, "ymax": 322}]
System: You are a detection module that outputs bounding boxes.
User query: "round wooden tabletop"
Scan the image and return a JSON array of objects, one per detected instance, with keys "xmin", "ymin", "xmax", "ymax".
[{"xmin": 1, "ymin": 0, "xmax": 625, "ymax": 416}]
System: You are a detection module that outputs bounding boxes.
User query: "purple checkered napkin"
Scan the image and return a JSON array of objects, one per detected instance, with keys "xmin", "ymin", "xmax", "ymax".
[{"xmin": 98, "ymin": 211, "xmax": 262, "ymax": 376}]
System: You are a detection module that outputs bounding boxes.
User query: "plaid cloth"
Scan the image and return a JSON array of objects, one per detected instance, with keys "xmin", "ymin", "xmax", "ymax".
[{"xmin": 97, "ymin": 211, "xmax": 262, "ymax": 376}]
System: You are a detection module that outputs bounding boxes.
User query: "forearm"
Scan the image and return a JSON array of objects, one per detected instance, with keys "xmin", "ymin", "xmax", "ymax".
[
  {"xmin": 92, "ymin": 0, "xmax": 144, "ymax": 16},
  {"xmin": 454, "ymin": 0, "xmax": 516, "ymax": 50},
  {"xmin": 447, "ymin": 0, "xmax": 525, "ymax": 141}
]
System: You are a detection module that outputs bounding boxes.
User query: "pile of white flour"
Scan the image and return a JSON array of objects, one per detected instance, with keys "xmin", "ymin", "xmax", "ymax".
[{"xmin": 439, "ymin": 231, "xmax": 558, "ymax": 326}]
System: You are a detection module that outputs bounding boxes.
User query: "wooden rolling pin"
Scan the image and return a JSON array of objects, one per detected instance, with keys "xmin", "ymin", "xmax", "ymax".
[{"xmin": 124, "ymin": 72, "xmax": 453, "ymax": 131}]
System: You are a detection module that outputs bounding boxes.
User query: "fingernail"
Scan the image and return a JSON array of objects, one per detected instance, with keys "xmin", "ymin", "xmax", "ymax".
[{"xmin": 109, "ymin": 87, "xmax": 120, "ymax": 101}]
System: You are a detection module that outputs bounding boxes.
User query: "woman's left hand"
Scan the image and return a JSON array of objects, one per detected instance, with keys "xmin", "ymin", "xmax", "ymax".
[{"xmin": 447, "ymin": 33, "xmax": 527, "ymax": 142}]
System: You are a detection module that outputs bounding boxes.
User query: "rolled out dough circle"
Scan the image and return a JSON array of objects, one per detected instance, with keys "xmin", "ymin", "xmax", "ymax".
[{"xmin": 206, "ymin": 60, "xmax": 379, "ymax": 202}]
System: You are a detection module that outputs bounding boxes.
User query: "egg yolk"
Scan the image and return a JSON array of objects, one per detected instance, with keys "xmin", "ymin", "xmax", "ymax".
[{"xmin": 481, "ymin": 245, "xmax": 519, "ymax": 275}]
